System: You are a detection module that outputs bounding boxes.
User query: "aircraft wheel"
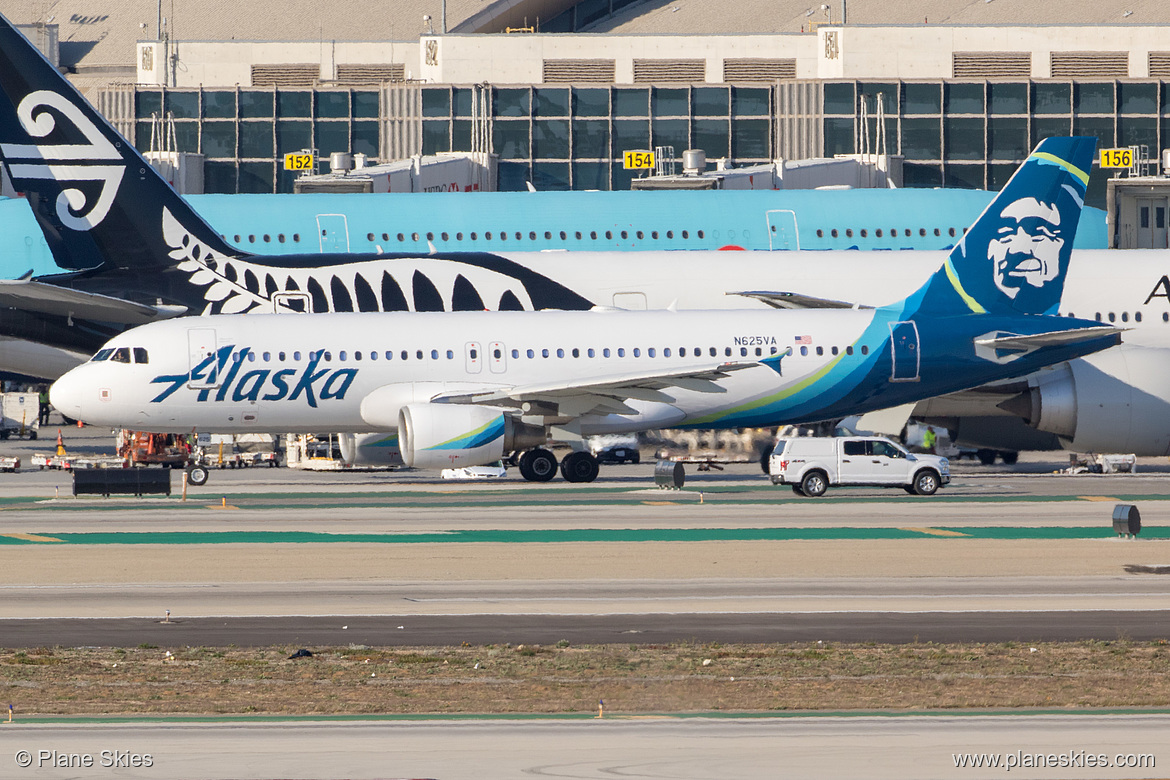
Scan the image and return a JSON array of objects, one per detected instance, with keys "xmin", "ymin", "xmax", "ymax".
[
  {"xmin": 976, "ymin": 448, "xmax": 997, "ymax": 466},
  {"xmin": 560, "ymin": 451, "xmax": 600, "ymax": 483},
  {"xmin": 1000, "ymin": 451, "xmax": 1019, "ymax": 465},
  {"xmin": 186, "ymin": 466, "xmax": 209, "ymax": 486},
  {"xmin": 759, "ymin": 442, "xmax": 775, "ymax": 474},
  {"xmin": 519, "ymin": 449, "xmax": 558, "ymax": 482}
]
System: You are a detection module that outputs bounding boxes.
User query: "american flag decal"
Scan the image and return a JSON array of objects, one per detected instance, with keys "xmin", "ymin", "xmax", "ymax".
[{"xmin": 795, "ymin": 335, "xmax": 812, "ymax": 345}]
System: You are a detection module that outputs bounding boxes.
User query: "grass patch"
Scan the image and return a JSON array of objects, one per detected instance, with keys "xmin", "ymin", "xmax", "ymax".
[{"xmin": 2, "ymin": 641, "xmax": 1169, "ymax": 716}]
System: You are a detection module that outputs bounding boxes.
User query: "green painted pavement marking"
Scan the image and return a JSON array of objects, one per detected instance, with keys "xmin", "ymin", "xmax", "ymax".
[
  {"xmin": 13, "ymin": 707, "xmax": 1170, "ymax": 724},
  {"xmin": 2, "ymin": 526, "xmax": 1168, "ymax": 545},
  {"xmin": 4, "ymin": 490, "xmax": 1170, "ymax": 513}
]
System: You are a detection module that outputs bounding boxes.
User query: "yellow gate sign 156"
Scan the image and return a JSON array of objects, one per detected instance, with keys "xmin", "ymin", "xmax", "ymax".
[
  {"xmin": 284, "ymin": 152, "xmax": 315, "ymax": 171},
  {"xmin": 623, "ymin": 150, "xmax": 655, "ymax": 169},
  {"xmin": 1099, "ymin": 148, "xmax": 1133, "ymax": 169}
]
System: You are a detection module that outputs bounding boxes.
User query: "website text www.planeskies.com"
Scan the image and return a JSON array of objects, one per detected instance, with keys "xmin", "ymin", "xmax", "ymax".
[{"xmin": 953, "ymin": 749, "xmax": 1154, "ymax": 771}]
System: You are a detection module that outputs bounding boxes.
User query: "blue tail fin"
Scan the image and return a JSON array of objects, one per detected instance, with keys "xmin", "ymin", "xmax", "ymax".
[
  {"xmin": 0, "ymin": 15, "xmax": 240, "ymax": 271},
  {"xmin": 910, "ymin": 137, "xmax": 1095, "ymax": 317}
]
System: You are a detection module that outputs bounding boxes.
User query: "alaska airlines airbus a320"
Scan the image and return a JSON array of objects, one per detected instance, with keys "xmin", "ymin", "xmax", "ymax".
[{"xmin": 51, "ymin": 137, "xmax": 1121, "ymax": 482}]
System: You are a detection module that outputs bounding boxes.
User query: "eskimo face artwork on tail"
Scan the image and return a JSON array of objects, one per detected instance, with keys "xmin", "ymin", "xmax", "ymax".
[{"xmin": 951, "ymin": 142, "xmax": 1089, "ymax": 318}]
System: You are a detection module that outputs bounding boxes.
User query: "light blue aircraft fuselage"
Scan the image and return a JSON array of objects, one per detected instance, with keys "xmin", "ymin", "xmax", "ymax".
[{"xmin": 0, "ymin": 189, "xmax": 1109, "ymax": 277}]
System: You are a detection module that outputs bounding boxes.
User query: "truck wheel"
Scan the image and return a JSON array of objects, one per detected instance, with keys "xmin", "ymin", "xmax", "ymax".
[
  {"xmin": 912, "ymin": 469, "xmax": 940, "ymax": 496},
  {"xmin": 791, "ymin": 484, "xmax": 805, "ymax": 496},
  {"xmin": 800, "ymin": 471, "xmax": 828, "ymax": 498},
  {"xmin": 186, "ymin": 466, "xmax": 209, "ymax": 486}
]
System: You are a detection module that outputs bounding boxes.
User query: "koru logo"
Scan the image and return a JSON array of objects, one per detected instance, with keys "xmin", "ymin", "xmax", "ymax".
[{"xmin": 0, "ymin": 90, "xmax": 125, "ymax": 230}]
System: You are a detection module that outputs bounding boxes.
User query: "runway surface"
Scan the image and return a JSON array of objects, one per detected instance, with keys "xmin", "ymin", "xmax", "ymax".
[{"xmin": 3, "ymin": 715, "xmax": 1166, "ymax": 780}]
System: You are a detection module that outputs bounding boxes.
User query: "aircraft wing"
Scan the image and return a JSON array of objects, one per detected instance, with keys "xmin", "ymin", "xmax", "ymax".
[
  {"xmin": 974, "ymin": 326, "xmax": 1122, "ymax": 351},
  {"xmin": 0, "ymin": 280, "xmax": 187, "ymax": 324},
  {"xmin": 434, "ymin": 361, "xmax": 759, "ymax": 417},
  {"xmin": 727, "ymin": 290, "xmax": 869, "ymax": 310}
]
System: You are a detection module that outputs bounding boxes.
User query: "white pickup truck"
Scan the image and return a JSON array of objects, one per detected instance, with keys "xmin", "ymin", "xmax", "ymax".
[{"xmin": 769, "ymin": 436, "xmax": 949, "ymax": 497}]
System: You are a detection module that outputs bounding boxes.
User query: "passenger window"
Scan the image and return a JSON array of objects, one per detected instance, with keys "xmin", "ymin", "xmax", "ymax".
[
  {"xmin": 447, "ymin": 350, "xmax": 454, "ymax": 359},
  {"xmin": 724, "ymin": 347, "xmax": 732, "ymax": 357},
  {"xmin": 427, "ymin": 232, "xmax": 435, "ymax": 241},
  {"xmin": 279, "ymin": 352, "xmax": 286, "ymax": 361},
  {"xmin": 400, "ymin": 351, "xmax": 407, "ymax": 360},
  {"xmin": 740, "ymin": 347, "xmax": 748, "ymax": 357},
  {"xmin": 621, "ymin": 231, "xmax": 628, "ymax": 239},
  {"xmin": 1095, "ymin": 313, "xmax": 1102, "ymax": 321},
  {"xmin": 618, "ymin": 348, "xmax": 625, "ymax": 357},
  {"xmin": 651, "ymin": 231, "xmax": 658, "ymax": 239},
  {"xmin": 133, "ymin": 348, "xmax": 149, "ymax": 364},
  {"xmin": 442, "ymin": 232, "xmax": 449, "ymax": 241},
  {"xmin": 469, "ymin": 349, "xmax": 477, "ymax": 359},
  {"xmin": 293, "ymin": 234, "xmax": 301, "ymax": 242},
  {"xmin": 1108, "ymin": 313, "xmax": 1116, "ymax": 322},
  {"xmin": 590, "ymin": 231, "xmax": 598, "ymax": 240},
  {"xmin": 339, "ymin": 351, "xmax": 347, "ymax": 361},
  {"xmin": 110, "ymin": 347, "xmax": 130, "ymax": 363},
  {"xmin": 588, "ymin": 348, "xmax": 595, "ymax": 357},
  {"xmin": 682, "ymin": 230, "xmax": 689, "ymax": 239},
  {"xmin": 416, "ymin": 350, "xmax": 423, "ymax": 359},
  {"xmin": 494, "ymin": 349, "xmax": 502, "ymax": 359},
  {"xmin": 875, "ymin": 229, "xmax": 882, "ymax": 238},
  {"xmin": 697, "ymin": 230, "xmax": 705, "ymax": 239},
  {"xmin": 530, "ymin": 231, "xmax": 537, "ymax": 240},
  {"xmin": 324, "ymin": 352, "xmax": 332, "ymax": 362},
  {"xmin": 1122, "ymin": 312, "xmax": 1128, "ymax": 322},
  {"xmin": 633, "ymin": 348, "xmax": 641, "ymax": 357},
  {"xmin": 755, "ymin": 347, "xmax": 762, "ymax": 356},
  {"xmin": 859, "ymin": 229, "xmax": 866, "ymax": 238},
  {"xmin": 667, "ymin": 231, "xmax": 674, "ymax": 239},
  {"xmin": 470, "ymin": 232, "xmax": 478, "ymax": 240},
  {"xmin": 919, "ymin": 228, "xmax": 926, "ymax": 236},
  {"xmin": 557, "ymin": 349, "xmax": 565, "ymax": 358},
  {"xmin": 816, "ymin": 346, "xmax": 823, "ymax": 356},
  {"xmin": 279, "ymin": 234, "xmax": 286, "ymax": 243},
  {"xmin": 1135, "ymin": 312, "xmax": 1142, "ymax": 322},
  {"xmin": 571, "ymin": 348, "xmax": 579, "ymax": 358},
  {"xmin": 514, "ymin": 232, "xmax": 522, "ymax": 240},
  {"xmin": 385, "ymin": 351, "xmax": 393, "ymax": 360},
  {"xmin": 456, "ymin": 233, "xmax": 463, "ymax": 241},
  {"xmin": 843, "ymin": 441, "xmax": 866, "ymax": 456},
  {"xmin": 948, "ymin": 227, "xmax": 956, "ymax": 237},
  {"xmin": 294, "ymin": 351, "xmax": 302, "ymax": 361},
  {"xmin": 603, "ymin": 348, "xmax": 611, "ymax": 357},
  {"xmin": 412, "ymin": 232, "xmax": 420, "ymax": 241},
  {"xmin": 831, "ymin": 346, "xmax": 838, "ymax": 355},
  {"xmin": 664, "ymin": 348, "xmax": 671, "ymax": 357},
  {"xmin": 527, "ymin": 349, "xmax": 535, "ymax": 358},
  {"xmin": 575, "ymin": 231, "xmax": 582, "ymax": 239},
  {"xmin": 648, "ymin": 348, "xmax": 655, "ymax": 357},
  {"xmin": 710, "ymin": 347, "xmax": 717, "ymax": 357},
  {"xmin": 861, "ymin": 346, "xmax": 869, "ymax": 355},
  {"xmin": 542, "ymin": 349, "xmax": 549, "ymax": 358},
  {"xmin": 247, "ymin": 352, "xmax": 256, "ymax": 362},
  {"xmin": 397, "ymin": 233, "xmax": 405, "ymax": 241},
  {"xmin": 816, "ymin": 229, "xmax": 824, "ymax": 238},
  {"xmin": 431, "ymin": 350, "xmax": 439, "ymax": 360},
  {"xmin": 934, "ymin": 228, "xmax": 941, "ymax": 236},
  {"xmin": 560, "ymin": 231, "xmax": 567, "ymax": 240},
  {"xmin": 636, "ymin": 231, "xmax": 643, "ymax": 239},
  {"xmin": 486, "ymin": 232, "xmax": 493, "ymax": 240},
  {"xmin": 800, "ymin": 346, "xmax": 808, "ymax": 356}
]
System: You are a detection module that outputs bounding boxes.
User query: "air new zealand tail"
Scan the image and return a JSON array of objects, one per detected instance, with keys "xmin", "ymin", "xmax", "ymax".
[{"xmin": 0, "ymin": 14, "xmax": 593, "ymax": 329}]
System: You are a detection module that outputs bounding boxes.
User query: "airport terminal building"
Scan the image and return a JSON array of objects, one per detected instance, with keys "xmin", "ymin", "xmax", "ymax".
[{"xmin": 3, "ymin": 1, "xmax": 1170, "ymax": 206}]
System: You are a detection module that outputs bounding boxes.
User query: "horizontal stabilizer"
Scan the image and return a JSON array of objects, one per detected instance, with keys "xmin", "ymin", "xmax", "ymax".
[
  {"xmin": 0, "ymin": 279, "xmax": 188, "ymax": 324},
  {"xmin": 974, "ymin": 326, "xmax": 1122, "ymax": 351},
  {"xmin": 727, "ymin": 291, "xmax": 867, "ymax": 310}
]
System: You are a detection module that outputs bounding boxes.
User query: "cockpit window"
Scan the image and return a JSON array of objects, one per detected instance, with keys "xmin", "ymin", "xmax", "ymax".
[
  {"xmin": 133, "ymin": 348, "xmax": 149, "ymax": 364},
  {"xmin": 91, "ymin": 348, "xmax": 114, "ymax": 362},
  {"xmin": 110, "ymin": 347, "xmax": 131, "ymax": 363}
]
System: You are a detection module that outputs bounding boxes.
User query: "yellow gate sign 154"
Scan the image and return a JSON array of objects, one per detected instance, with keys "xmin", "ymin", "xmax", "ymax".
[
  {"xmin": 1099, "ymin": 148, "xmax": 1133, "ymax": 169},
  {"xmin": 284, "ymin": 152, "xmax": 315, "ymax": 171},
  {"xmin": 623, "ymin": 150, "xmax": 655, "ymax": 170}
]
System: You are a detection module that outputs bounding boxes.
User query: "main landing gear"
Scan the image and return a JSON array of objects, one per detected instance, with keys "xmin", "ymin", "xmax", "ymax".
[{"xmin": 517, "ymin": 448, "xmax": 601, "ymax": 483}]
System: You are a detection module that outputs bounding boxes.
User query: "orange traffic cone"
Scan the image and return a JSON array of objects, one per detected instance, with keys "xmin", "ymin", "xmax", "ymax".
[{"xmin": 56, "ymin": 429, "xmax": 66, "ymax": 457}]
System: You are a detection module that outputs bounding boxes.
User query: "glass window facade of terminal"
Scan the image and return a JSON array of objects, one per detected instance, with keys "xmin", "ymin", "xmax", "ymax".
[
  {"xmin": 421, "ymin": 85, "xmax": 773, "ymax": 191},
  {"xmin": 134, "ymin": 80, "xmax": 1169, "ymax": 206},
  {"xmin": 134, "ymin": 88, "xmax": 380, "ymax": 194},
  {"xmin": 823, "ymin": 80, "xmax": 1170, "ymax": 208}
]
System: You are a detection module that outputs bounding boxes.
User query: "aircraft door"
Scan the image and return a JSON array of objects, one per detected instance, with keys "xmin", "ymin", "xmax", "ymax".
[
  {"xmin": 187, "ymin": 328, "xmax": 220, "ymax": 389},
  {"xmin": 766, "ymin": 210, "xmax": 798, "ymax": 250},
  {"xmin": 488, "ymin": 341, "xmax": 507, "ymax": 374},
  {"xmin": 465, "ymin": 342, "xmax": 483, "ymax": 373},
  {"xmin": 888, "ymin": 321, "xmax": 920, "ymax": 382},
  {"xmin": 316, "ymin": 214, "xmax": 350, "ymax": 253}
]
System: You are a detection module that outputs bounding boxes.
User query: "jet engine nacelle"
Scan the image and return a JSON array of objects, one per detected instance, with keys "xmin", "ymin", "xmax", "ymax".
[
  {"xmin": 1000, "ymin": 346, "xmax": 1170, "ymax": 456},
  {"xmin": 398, "ymin": 403, "xmax": 546, "ymax": 469},
  {"xmin": 338, "ymin": 432, "xmax": 404, "ymax": 467}
]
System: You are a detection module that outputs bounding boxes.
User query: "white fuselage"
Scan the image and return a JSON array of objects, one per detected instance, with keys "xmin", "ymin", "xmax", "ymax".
[{"xmin": 51, "ymin": 308, "xmax": 882, "ymax": 435}]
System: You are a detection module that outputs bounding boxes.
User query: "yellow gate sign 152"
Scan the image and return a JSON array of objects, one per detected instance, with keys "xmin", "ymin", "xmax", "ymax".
[
  {"xmin": 284, "ymin": 152, "xmax": 315, "ymax": 171},
  {"xmin": 623, "ymin": 150, "xmax": 655, "ymax": 169},
  {"xmin": 1099, "ymin": 148, "xmax": 1133, "ymax": 169}
]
